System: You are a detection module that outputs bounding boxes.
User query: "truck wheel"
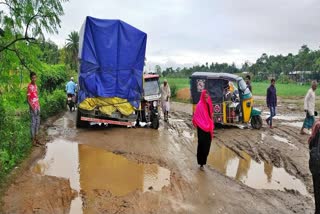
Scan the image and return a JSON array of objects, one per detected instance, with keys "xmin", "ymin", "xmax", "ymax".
[
  {"xmin": 76, "ymin": 110, "xmax": 88, "ymax": 128},
  {"xmin": 251, "ymin": 115, "xmax": 262, "ymax": 129},
  {"xmin": 152, "ymin": 117, "xmax": 159, "ymax": 129}
]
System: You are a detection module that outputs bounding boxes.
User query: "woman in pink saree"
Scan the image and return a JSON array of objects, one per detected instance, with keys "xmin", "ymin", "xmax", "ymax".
[
  {"xmin": 308, "ymin": 120, "xmax": 320, "ymax": 213},
  {"xmin": 192, "ymin": 90, "xmax": 214, "ymax": 170}
]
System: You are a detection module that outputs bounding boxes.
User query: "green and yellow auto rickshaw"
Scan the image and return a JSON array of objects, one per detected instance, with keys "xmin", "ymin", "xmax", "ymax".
[{"xmin": 190, "ymin": 72, "xmax": 262, "ymax": 129}]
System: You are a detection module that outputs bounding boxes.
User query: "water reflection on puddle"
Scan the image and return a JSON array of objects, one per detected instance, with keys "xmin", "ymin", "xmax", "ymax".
[
  {"xmin": 207, "ymin": 144, "xmax": 308, "ymax": 196},
  {"xmin": 32, "ymin": 139, "xmax": 171, "ymax": 214},
  {"xmin": 274, "ymin": 115, "xmax": 304, "ymax": 121},
  {"xmin": 262, "ymin": 113, "xmax": 304, "ymax": 121},
  {"xmin": 273, "ymin": 135, "xmax": 298, "ymax": 150},
  {"xmin": 281, "ymin": 121, "xmax": 304, "ymax": 129},
  {"xmin": 260, "ymin": 133, "xmax": 266, "ymax": 143},
  {"xmin": 182, "ymin": 131, "xmax": 193, "ymax": 138},
  {"xmin": 47, "ymin": 127, "xmax": 59, "ymax": 135}
]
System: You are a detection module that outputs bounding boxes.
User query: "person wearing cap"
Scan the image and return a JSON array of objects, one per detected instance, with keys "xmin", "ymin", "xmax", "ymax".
[
  {"xmin": 160, "ymin": 79, "xmax": 171, "ymax": 121},
  {"xmin": 66, "ymin": 77, "xmax": 76, "ymax": 95}
]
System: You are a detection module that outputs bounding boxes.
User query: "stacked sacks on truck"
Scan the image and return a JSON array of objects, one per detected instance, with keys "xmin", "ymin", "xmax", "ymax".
[{"xmin": 77, "ymin": 16, "xmax": 147, "ymax": 127}]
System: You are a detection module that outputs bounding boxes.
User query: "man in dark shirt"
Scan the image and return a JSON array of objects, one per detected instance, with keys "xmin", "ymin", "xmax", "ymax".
[{"xmin": 266, "ymin": 79, "xmax": 277, "ymax": 128}]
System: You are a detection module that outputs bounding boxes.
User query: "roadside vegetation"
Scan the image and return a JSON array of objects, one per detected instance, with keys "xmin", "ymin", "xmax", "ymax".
[{"xmin": 0, "ymin": 0, "xmax": 75, "ymax": 182}]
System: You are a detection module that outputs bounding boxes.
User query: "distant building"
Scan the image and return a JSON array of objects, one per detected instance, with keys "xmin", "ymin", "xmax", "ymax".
[{"xmin": 288, "ymin": 71, "xmax": 312, "ymax": 82}]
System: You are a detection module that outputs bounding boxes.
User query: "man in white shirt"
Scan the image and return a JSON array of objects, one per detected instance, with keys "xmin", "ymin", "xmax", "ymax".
[
  {"xmin": 301, "ymin": 80, "xmax": 317, "ymax": 135},
  {"xmin": 160, "ymin": 79, "xmax": 171, "ymax": 122}
]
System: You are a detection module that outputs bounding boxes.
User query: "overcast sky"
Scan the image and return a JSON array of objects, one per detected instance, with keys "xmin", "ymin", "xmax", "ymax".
[{"xmin": 49, "ymin": 0, "xmax": 320, "ymax": 69}]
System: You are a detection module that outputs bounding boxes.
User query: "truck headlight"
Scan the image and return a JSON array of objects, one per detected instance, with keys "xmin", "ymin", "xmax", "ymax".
[{"xmin": 153, "ymin": 101, "xmax": 157, "ymax": 107}]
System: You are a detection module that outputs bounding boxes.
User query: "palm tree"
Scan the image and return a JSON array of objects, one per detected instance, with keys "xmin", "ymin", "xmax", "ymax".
[{"xmin": 65, "ymin": 31, "xmax": 79, "ymax": 71}]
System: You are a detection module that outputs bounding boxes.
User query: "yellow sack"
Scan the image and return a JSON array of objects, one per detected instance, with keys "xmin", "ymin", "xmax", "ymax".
[{"xmin": 79, "ymin": 97, "xmax": 135, "ymax": 116}]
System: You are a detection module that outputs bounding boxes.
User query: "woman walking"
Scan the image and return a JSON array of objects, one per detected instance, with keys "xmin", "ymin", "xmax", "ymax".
[
  {"xmin": 192, "ymin": 90, "xmax": 214, "ymax": 170},
  {"xmin": 308, "ymin": 120, "xmax": 320, "ymax": 213}
]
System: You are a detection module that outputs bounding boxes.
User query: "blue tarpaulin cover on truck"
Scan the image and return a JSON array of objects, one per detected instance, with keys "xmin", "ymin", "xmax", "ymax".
[{"xmin": 78, "ymin": 16, "xmax": 147, "ymax": 108}]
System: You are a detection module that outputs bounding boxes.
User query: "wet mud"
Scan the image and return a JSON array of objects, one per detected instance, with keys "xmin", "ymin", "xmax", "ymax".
[
  {"xmin": 2, "ymin": 172, "xmax": 76, "ymax": 214},
  {"xmin": 0, "ymin": 99, "xmax": 316, "ymax": 213}
]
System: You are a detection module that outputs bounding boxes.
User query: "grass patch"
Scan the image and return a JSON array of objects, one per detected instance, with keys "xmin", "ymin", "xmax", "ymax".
[
  {"xmin": 161, "ymin": 77, "xmax": 189, "ymax": 90},
  {"xmin": 251, "ymin": 82, "xmax": 318, "ymax": 97}
]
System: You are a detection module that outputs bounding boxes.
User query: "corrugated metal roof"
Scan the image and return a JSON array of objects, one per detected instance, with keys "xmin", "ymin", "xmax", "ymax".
[{"xmin": 190, "ymin": 72, "xmax": 242, "ymax": 81}]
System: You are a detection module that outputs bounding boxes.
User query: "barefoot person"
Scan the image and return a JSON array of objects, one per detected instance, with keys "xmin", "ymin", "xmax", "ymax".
[
  {"xmin": 27, "ymin": 72, "xmax": 42, "ymax": 146},
  {"xmin": 192, "ymin": 90, "xmax": 214, "ymax": 170},
  {"xmin": 301, "ymin": 80, "xmax": 317, "ymax": 135},
  {"xmin": 308, "ymin": 120, "xmax": 320, "ymax": 213}
]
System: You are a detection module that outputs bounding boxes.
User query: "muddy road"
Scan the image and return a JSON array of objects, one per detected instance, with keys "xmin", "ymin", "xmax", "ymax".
[{"xmin": 1, "ymin": 100, "xmax": 316, "ymax": 214}]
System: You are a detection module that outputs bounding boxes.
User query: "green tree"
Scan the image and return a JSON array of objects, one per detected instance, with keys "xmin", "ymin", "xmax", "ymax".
[
  {"xmin": 58, "ymin": 47, "xmax": 67, "ymax": 64},
  {"xmin": 65, "ymin": 31, "xmax": 79, "ymax": 70},
  {"xmin": 39, "ymin": 39, "xmax": 60, "ymax": 64},
  {"xmin": 155, "ymin": 65, "xmax": 162, "ymax": 75},
  {"xmin": 0, "ymin": 0, "xmax": 68, "ymax": 70}
]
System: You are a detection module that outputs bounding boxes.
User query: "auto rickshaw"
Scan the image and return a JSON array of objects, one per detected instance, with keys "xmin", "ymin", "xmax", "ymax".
[
  {"xmin": 136, "ymin": 74, "xmax": 161, "ymax": 129},
  {"xmin": 190, "ymin": 72, "xmax": 262, "ymax": 129}
]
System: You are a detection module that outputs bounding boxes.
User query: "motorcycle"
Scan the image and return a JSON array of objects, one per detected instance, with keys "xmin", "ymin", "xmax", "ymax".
[{"xmin": 67, "ymin": 93, "xmax": 76, "ymax": 112}]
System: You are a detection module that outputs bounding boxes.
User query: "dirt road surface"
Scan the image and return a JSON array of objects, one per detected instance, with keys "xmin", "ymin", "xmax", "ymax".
[{"xmin": 1, "ymin": 99, "xmax": 315, "ymax": 214}]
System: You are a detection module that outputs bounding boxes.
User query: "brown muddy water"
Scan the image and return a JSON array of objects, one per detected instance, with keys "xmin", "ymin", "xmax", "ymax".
[
  {"xmin": 32, "ymin": 139, "xmax": 171, "ymax": 214},
  {"xmin": 207, "ymin": 144, "xmax": 309, "ymax": 196}
]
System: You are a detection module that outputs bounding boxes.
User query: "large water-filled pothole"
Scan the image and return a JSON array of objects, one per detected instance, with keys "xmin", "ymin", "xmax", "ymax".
[
  {"xmin": 32, "ymin": 139, "xmax": 171, "ymax": 214},
  {"xmin": 207, "ymin": 144, "xmax": 309, "ymax": 196}
]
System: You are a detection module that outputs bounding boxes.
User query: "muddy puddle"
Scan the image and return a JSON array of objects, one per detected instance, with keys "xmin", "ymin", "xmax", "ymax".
[
  {"xmin": 47, "ymin": 117, "xmax": 76, "ymax": 136},
  {"xmin": 32, "ymin": 139, "xmax": 171, "ymax": 214},
  {"xmin": 207, "ymin": 144, "xmax": 309, "ymax": 196}
]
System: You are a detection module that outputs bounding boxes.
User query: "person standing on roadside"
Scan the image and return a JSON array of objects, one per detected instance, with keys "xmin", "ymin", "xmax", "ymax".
[
  {"xmin": 27, "ymin": 72, "xmax": 42, "ymax": 147},
  {"xmin": 308, "ymin": 120, "xmax": 320, "ymax": 213},
  {"xmin": 301, "ymin": 80, "xmax": 318, "ymax": 135},
  {"xmin": 266, "ymin": 79, "xmax": 277, "ymax": 128},
  {"xmin": 160, "ymin": 79, "xmax": 171, "ymax": 121},
  {"xmin": 192, "ymin": 90, "xmax": 214, "ymax": 171}
]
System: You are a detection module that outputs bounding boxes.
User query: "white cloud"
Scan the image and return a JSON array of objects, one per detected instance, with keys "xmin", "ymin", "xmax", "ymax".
[{"xmin": 48, "ymin": 0, "xmax": 320, "ymax": 69}]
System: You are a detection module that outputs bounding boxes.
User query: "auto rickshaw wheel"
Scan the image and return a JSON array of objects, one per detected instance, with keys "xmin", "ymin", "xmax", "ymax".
[
  {"xmin": 152, "ymin": 117, "xmax": 159, "ymax": 129},
  {"xmin": 251, "ymin": 115, "xmax": 262, "ymax": 129}
]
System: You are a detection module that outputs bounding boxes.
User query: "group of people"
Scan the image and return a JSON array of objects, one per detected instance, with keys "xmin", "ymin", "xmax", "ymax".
[
  {"xmin": 192, "ymin": 78, "xmax": 320, "ymax": 212},
  {"xmin": 265, "ymin": 78, "xmax": 318, "ymax": 133},
  {"xmin": 27, "ymin": 72, "xmax": 320, "ymax": 212}
]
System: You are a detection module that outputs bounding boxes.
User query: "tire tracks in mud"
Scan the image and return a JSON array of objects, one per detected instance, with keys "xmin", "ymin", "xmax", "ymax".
[
  {"xmin": 165, "ymin": 110, "xmax": 313, "ymax": 213},
  {"xmin": 168, "ymin": 108, "xmax": 313, "ymax": 195},
  {"xmin": 2, "ymin": 107, "xmax": 314, "ymax": 213}
]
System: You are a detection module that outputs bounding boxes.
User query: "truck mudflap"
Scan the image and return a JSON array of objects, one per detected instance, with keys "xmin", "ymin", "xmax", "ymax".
[{"xmin": 80, "ymin": 116, "xmax": 135, "ymax": 127}]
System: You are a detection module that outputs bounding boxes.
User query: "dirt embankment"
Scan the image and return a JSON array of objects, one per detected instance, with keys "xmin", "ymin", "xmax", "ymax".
[{"xmin": 3, "ymin": 173, "xmax": 76, "ymax": 214}]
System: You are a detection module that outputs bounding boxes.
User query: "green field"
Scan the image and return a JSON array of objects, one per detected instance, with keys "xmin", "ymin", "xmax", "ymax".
[{"xmin": 162, "ymin": 77, "xmax": 319, "ymax": 97}]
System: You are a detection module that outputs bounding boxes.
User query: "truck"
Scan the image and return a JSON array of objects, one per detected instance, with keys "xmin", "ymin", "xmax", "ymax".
[{"xmin": 76, "ymin": 16, "xmax": 147, "ymax": 128}]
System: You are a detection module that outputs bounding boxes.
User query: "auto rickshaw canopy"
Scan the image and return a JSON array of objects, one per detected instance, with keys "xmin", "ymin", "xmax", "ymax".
[{"xmin": 190, "ymin": 72, "xmax": 244, "ymax": 105}]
